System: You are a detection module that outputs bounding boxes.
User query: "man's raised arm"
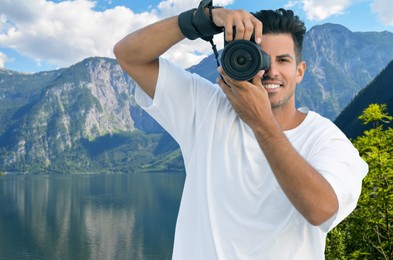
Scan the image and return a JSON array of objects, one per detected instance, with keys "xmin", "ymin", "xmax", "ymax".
[
  {"xmin": 113, "ymin": 16, "xmax": 185, "ymax": 99},
  {"xmin": 113, "ymin": 3, "xmax": 263, "ymax": 99}
]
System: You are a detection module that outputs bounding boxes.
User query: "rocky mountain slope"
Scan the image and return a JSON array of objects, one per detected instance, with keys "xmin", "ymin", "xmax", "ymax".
[
  {"xmin": 190, "ymin": 23, "xmax": 393, "ymax": 119},
  {"xmin": 0, "ymin": 58, "xmax": 175, "ymax": 174},
  {"xmin": 1, "ymin": 23, "xmax": 393, "ymax": 174}
]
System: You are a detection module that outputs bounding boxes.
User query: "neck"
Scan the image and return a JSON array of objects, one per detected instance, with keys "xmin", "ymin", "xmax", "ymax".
[{"xmin": 272, "ymin": 106, "xmax": 306, "ymax": 131}]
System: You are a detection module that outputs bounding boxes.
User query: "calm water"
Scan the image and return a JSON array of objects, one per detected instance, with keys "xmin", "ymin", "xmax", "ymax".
[{"xmin": 0, "ymin": 173, "xmax": 185, "ymax": 260}]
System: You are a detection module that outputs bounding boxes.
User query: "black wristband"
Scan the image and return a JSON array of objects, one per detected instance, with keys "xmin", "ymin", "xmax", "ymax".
[
  {"xmin": 193, "ymin": 5, "xmax": 223, "ymax": 40},
  {"xmin": 178, "ymin": 8, "xmax": 199, "ymax": 40},
  {"xmin": 178, "ymin": 1, "xmax": 223, "ymax": 41}
]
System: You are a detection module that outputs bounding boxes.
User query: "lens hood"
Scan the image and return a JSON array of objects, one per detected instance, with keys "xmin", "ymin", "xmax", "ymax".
[{"xmin": 221, "ymin": 39, "xmax": 270, "ymax": 81}]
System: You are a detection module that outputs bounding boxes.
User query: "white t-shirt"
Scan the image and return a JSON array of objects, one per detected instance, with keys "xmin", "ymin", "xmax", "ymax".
[{"xmin": 135, "ymin": 58, "xmax": 368, "ymax": 260}]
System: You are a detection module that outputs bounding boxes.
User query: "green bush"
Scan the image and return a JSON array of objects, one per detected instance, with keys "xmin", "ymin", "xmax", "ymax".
[{"xmin": 326, "ymin": 104, "xmax": 393, "ymax": 259}]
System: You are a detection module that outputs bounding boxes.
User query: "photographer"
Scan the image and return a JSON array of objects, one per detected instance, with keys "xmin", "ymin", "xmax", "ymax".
[{"xmin": 114, "ymin": 2, "xmax": 368, "ymax": 259}]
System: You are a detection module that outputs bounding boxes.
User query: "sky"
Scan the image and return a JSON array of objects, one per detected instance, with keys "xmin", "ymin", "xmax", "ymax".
[{"xmin": 0, "ymin": 0, "xmax": 392, "ymax": 73}]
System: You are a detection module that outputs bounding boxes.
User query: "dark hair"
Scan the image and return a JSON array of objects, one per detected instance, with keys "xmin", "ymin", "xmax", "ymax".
[{"xmin": 252, "ymin": 8, "xmax": 306, "ymax": 63}]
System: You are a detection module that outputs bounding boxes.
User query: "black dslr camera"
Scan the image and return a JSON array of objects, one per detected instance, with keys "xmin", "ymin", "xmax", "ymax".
[
  {"xmin": 221, "ymin": 35, "xmax": 270, "ymax": 81},
  {"xmin": 178, "ymin": 1, "xmax": 270, "ymax": 81}
]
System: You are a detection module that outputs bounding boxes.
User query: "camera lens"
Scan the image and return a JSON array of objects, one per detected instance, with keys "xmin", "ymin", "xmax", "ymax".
[
  {"xmin": 221, "ymin": 39, "xmax": 270, "ymax": 81},
  {"xmin": 237, "ymin": 56, "xmax": 246, "ymax": 65}
]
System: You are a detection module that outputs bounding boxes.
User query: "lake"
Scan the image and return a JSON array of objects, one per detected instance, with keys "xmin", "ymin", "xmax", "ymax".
[{"xmin": 0, "ymin": 173, "xmax": 185, "ymax": 260}]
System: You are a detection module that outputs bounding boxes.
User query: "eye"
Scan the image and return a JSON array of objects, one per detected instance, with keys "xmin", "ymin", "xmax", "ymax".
[{"xmin": 278, "ymin": 58, "xmax": 290, "ymax": 63}]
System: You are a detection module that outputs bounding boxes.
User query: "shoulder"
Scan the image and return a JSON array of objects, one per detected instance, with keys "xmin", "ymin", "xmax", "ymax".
[
  {"xmin": 287, "ymin": 109, "xmax": 355, "ymax": 156},
  {"xmin": 289, "ymin": 109, "xmax": 345, "ymax": 139},
  {"xmin": 304, "ymin": 110, "xmax": 345, "ymax": 136},
  {"xmin": 157, "ymin": 57, "xmax": 225, "ymax": 101}
]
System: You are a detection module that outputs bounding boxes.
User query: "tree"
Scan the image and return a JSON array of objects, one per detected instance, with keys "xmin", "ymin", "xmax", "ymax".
[{"xmin": 326, "ymin": 103, "xmax": 393, "ymax": 259}]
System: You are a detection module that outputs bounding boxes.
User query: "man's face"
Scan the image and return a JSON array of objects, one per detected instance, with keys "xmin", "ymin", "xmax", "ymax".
[{"xmin": 260, "ymin": 34, "xmax": 306, "ymax": 110}]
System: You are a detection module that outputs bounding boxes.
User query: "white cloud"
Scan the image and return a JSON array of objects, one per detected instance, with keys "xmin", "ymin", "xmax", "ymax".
[
  {"xmin": 155, "ymin": 0, "xmax": 230, "ymax": 67},
  {"xmin": 0, "ymin": 0, "xmax": 231, "ymax": 71},
  {"xmin": 290, "ymin": 0, "xmax": 393, "ymax": 27},
  {"xmin": 157, "ymin": 0, "xmax": 234, "ymax": 17},
  {"xmin": 288, "ymin": 0, "xmax": 353, "ymax": 21},
  {"xmin": 0, "ymin": 0, "xmax": 160, "ymax": 68},
  {"xmin": 371, "ymin": 0, "xmax": 393, "ymax": 26},
  {"xmin": 163, "ymin": 33, "xmax": 225, "ymax": 68},
  {"xmin": 157, "ymin": 0, "xmax": 202, "ymax": 17},
  {"xmin": 0, "ymin": 51, "xmax": 7, "ymax": 68}
]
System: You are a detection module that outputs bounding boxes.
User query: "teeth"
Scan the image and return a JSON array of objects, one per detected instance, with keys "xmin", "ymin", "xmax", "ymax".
[{"xmin": 263, "ymin": 84, "xmax": 280, "ymax": 89}]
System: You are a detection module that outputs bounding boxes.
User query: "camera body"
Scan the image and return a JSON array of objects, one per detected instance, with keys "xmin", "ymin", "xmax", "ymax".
[{"xmin": 221, "ymin": 37, "xmax": 270, "ymax": 81}]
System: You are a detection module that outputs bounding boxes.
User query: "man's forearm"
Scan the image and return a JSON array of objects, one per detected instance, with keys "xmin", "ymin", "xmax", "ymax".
[
  {"xmin": 114, "ymin": 16, "xmax": 184, "ymax": 66},
  {"xmin": 216, "ymin": 64, "xmax": 338, "ymax": 225},
  {"xmin": 253, "ymin": 124, "xmax": 339, "ymax": 226},
  {"xmin": 114, "ymin": 16, "xmax": 185, "ymax": 97}
]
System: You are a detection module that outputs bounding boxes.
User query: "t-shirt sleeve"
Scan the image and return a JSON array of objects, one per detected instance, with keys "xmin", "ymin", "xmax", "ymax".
[
  {"xmin": 309, "ymin": 128, "xmax": 368, "ymax": 232},
  {"xmin": 134, "ymin": 57, "xmax": 222, "ymax": 153}
]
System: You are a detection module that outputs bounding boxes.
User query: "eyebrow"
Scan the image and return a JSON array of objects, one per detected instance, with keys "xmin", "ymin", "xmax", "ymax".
[{"xmin": 276, "ymin": 54, "xmax": 295, "ymax": 60}]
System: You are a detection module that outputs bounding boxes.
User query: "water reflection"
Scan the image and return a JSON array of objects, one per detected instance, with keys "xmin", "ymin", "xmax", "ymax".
[{"xmin": 0, "ymin": 173, "xmax": 185, "ymax": 260}]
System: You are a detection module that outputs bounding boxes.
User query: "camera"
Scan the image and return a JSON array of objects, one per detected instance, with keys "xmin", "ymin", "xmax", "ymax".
[{"xmin": 221, "ymin": 38, "xmax": 270, "ymax": 81}]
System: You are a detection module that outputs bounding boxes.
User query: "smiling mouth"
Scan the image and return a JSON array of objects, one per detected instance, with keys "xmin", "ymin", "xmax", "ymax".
[{"xmin": 263, "ymin": 84, "xmax": 281, "ymax": 89}]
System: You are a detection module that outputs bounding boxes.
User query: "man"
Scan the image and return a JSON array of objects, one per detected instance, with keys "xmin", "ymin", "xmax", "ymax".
[{"xmin": 114, "ymin": 3, "xmax": 368, "ymax": 259}]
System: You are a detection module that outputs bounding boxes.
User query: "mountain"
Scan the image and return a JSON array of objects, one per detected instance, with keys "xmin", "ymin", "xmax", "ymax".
[
  {"xmin": 334, "ymin": 60, "xmax": 393, "ymax": 139},
  {"xmin": 0, "ymin": 68, "xmax": 66, "ymax": 133},
  {"xmin": 298, "ymin": 24, "xmax": 393, "ymax": 119},
  {"xmin": 0, "ymin": 57, "xmax": 182, "ymax": 174},
  {"xmin": 189, "ymin": 23, "xmax": 393, "ymax": 120},
  {"xmin": 1, "ymin": 23, "xmax": 393, "ymax": 174}
]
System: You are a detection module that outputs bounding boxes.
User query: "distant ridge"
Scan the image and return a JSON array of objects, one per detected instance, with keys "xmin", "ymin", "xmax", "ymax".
[
  {"xmin": 335, "ymin": 59, "xmax": 393, "ymax": 139},
  {"xmin": 1, "ymin": 23, "xmax": 393, "ymax": 174},
  {"xmin": 187, "ymin": 23, "xmax": 393, "ymax": 120}
]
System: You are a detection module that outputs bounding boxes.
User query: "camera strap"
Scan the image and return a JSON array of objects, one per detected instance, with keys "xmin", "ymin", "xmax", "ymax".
[
  {"xmin": 201, "ymin": 0, "xmax": 221, "ymax": 68},
  {"xmin": 200, "ymin": 0, "xmax": 213, "ymax": 9},
  {"xmin": 207, "ymin": 37, "xmax": 220, "ymax": 68},
  {"xmin": 202, "ymin": 1, "xmax": 229, "ymax": 82},
  {"xmin": 178, "ymin": 0, "xmax": 222, "ymax": 68}
]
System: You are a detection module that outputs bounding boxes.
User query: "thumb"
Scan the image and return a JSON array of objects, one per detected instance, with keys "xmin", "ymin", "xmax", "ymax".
[{"xmin": 251, "ymin": 70, "xmax": 265, "ymax": 86}]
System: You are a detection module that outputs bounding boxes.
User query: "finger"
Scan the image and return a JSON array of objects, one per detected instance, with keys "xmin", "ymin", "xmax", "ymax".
[
  {"xmin": 217, "ymin": 66, "xmax": 227, "ymax": 78},
  {"xmin": 218, "ymin": 66, "xmax": 235, "ymax": 88},
  {"xmin": 243, "ymin": 18, "xmax": 254, "ymax": 41},
  {"xmin": 217, "ymin": 76, "xmax": 233, "ymax": 98},
  {"xmin": 218, "ymin": 66, "xmax": 246, "ymax": 90},
  {"xmin": 233, "ymin": 16, "xmax": 245, "ymax": 40},
  {"xmin": 224, "ymin": 22, "xmax": 235, "ymax": 42},
  {"xmin": 251, "ymin": 70, "xmax": 265, "ymax": 87},
  {"xmin": 252, "ymin": 17, "xmax": 263, "ymax": 45}
]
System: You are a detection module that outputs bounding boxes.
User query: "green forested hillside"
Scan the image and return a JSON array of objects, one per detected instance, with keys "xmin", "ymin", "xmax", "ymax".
[{"xmin": 327, "ymin": 104, "xmax": 393, "ymax": 259}]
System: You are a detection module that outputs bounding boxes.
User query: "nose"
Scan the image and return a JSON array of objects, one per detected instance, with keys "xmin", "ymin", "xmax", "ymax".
[{"xmin": 263, "ymin": 60, "xmax": 278, "ymax": 79}]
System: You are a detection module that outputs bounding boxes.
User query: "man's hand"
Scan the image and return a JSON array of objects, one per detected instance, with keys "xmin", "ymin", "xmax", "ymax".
[
  {"xmin": 211, "ymin": 9, "xmax": 263, "ymax": 44},
  {"xmin": 217, "ymin": 68, "xmax": 339, "ymax": 227},
  {"xmin": 217, "ymin": 67, "xmax": 276, "ymax": 133}
]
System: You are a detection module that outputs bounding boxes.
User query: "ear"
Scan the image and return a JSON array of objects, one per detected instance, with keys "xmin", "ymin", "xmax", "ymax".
[{"xmin": 296, "ymin": 61, "xmax": 306, "ymax": 84}]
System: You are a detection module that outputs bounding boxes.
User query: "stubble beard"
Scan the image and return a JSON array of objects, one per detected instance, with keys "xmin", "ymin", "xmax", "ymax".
[{"xmin": 269, "ymin": 90, "xmax": 295, "ymax": 110}]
